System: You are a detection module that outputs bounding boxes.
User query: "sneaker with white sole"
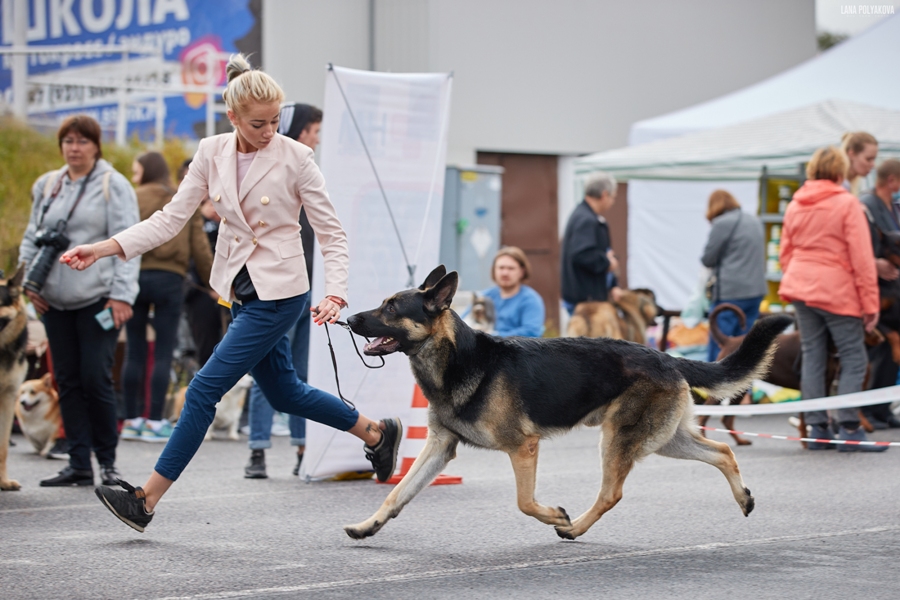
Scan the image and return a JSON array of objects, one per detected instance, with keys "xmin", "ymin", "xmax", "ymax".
[
  {"xmin": 364, "ymin": 418, "xmax": 402, "ymax": 482},
  {"xmin": 120, "ymin": 418, "xmax": 146, "ymax": 441},
  {"xmin": 140, "ymin": 420, "xmax": 173, "ymax": 443},
  {"xmin": 95, "ymin": 479, "xmax": 154, "ymax": 532}
]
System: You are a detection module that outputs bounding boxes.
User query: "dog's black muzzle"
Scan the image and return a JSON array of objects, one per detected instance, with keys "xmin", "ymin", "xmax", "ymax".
[{"xmin": 347, "ymin": 312, "xmax": 403, "ymax": 356}]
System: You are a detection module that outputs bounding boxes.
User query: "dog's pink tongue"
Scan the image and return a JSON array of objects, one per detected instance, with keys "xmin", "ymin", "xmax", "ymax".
[{"xmin": 364, "ymin": 337, "xmax": 387, "ymax": 352}]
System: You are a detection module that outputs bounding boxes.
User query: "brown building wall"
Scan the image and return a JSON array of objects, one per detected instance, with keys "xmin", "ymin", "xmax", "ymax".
[
  {"xmin": 477, "ymin": 152, "xmax": 560, "ymax": 334},
  {"xmin": 606, "ymin": 182, "xmax": 629, "ymax": 290}
]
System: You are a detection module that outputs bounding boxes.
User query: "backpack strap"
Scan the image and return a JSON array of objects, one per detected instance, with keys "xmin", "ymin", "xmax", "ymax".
[
  {"xmin": 41, "ymin": 167, "xmax": 67, "ymax": 200},
  {"xmin": 102, "ymin": 171, "xmax": 111, "ymax": 201}
]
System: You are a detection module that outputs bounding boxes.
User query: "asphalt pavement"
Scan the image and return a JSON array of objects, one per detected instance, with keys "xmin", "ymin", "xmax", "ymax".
[{"xmin": 3, "ymin": 413, "xmax": 900, "ymax": 600}]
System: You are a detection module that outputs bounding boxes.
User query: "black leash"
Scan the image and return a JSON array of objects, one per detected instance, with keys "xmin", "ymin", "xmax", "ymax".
[{"xmin": 322, "ymin": 319, "xmax": 385, "ymax": 411}]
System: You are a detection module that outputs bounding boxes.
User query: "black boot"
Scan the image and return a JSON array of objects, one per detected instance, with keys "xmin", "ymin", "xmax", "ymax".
[
  {"xmin": 244, "ymin": 449, "xmax": 267, "ymax": 479},
  {"xmin": 292, "ymin": 452, "xmax": 304, "ymax": 477},
  {"xmin": 40, "ymin": 466, "xmax": 93, "ymax": 487}
]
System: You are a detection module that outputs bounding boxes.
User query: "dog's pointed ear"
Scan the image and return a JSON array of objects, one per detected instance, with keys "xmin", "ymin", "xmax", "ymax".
[
  {"xmin": 418, "ymin": 265, "xmax": 447, "ymax": 290},
  {"xmin": 10, "ymin": 263, "xmax": 26, "ymax": 290},
  {"xmin": 423, "ymin": 271, "xmax": 458, "ymax": 313},
  {"xmin": 41, "ymin": 372, "xmax": 53, "ymax": 388}
]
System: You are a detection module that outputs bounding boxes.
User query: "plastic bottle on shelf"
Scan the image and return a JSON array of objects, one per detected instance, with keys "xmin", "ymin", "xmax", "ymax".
[
  {"xmin": 778, "ymin": 185, "xmax": 792, "ymax": 213},
  {"xmin": 767, "ymin": 224, "xmax": 782, "ymax": 275}
]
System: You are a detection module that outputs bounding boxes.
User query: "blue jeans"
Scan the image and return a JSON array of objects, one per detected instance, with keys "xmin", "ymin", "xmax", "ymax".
[
  {"xmin": 154, "ymin": 293, "xmax": 358, "ymax": 481},
  {"xmin": 123, "ymin": 270, "xmax": 184, "ymax": 421},
  {"xmin": 707, "ymin": 296, "xmax": 763, "ymax": 362},
  {"xmin": 248, "ymin": 298, "xmax": 311, "ymax": 449}
]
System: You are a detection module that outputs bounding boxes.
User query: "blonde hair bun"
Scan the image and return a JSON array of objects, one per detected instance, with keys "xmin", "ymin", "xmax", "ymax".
[
  {"xmin": 222, "ymin": 53, "xmax": 284, "ymax": 116},
  {"xmin": 225, "ymin": 53, "xmax": 253, "ymax": 83}
]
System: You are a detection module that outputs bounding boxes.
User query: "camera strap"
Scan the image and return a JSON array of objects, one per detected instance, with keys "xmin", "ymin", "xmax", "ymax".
[{"xmin": 37, "ymin": 162, "xmax": 98, "ymax": 230}]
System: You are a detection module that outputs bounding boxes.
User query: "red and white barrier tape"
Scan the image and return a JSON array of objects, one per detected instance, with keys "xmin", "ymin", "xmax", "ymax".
[{"xmin": 699, "ymin": 425, "xmax": 900, "ymax": 447}]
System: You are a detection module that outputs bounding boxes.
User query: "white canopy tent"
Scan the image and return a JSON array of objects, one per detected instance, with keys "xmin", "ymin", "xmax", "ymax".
[
  {"xmin": 630, "ymin": 15, "xmax": 900, "ymax": 145},
  {"xmin": 575, "ymin": 101, "xmax": 900, "ymax": 309},
  {"xmin": 573, "ymin": 13, "xmax": 900, "ymax": 310},
  {"xmin": 577, "ymin": 100, "xmax": 900, "ymax": 182}
]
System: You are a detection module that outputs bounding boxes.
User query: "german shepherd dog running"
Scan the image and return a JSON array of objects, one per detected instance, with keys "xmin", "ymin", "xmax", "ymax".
[
  {"xmin": 0, "ymin": 265, "xmax": 28, "ymax": 491},
  {"xmin": 345, "ymin": 266, "xmax": 791, "ymax": 540}
]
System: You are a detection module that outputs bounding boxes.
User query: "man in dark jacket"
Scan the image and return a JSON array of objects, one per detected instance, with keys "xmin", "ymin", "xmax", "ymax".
[
  {"xmin": 860, "ymin": 159, "xmax": 900, "ymax": 428},
  {"xmin": 561, "ymin": 173, "xmax": 621, "ymax": 314}
]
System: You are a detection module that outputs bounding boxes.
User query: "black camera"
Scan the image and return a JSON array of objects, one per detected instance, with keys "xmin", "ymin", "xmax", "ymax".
[{"xmin": 24, "ymin": 220, "xmax": 70, "ymax": 294}]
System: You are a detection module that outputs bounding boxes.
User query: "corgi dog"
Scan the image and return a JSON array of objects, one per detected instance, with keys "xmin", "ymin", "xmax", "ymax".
[{"xmin": 15, "ymin": 373, "xmax": 61, "ymax": 457}]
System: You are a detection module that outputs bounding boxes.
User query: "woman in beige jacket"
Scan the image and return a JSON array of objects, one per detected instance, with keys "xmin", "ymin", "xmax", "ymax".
[{"xmin": 61, "ymin": 55, "xmax": 402, "ymax": 533}]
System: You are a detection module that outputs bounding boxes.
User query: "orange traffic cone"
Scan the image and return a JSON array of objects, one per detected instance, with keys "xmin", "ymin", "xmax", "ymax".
[{"xmin": 381, "ymin": 385, "xmax": 462, "ymax": 485}]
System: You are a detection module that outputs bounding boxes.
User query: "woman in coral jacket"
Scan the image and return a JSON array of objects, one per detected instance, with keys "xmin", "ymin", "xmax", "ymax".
[
  {"xmin": 60, "ymin": 54, "xmax": 403, "ymax": 532},
  {"xmin": 779, "ymin": 145, "xmax": 885, "ymax": 452}
]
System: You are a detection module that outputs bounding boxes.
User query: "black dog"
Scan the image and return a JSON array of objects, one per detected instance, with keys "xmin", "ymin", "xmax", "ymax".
[{"xmin": 344, "ymin": 266, "xmax": 790, "ymax": 540}]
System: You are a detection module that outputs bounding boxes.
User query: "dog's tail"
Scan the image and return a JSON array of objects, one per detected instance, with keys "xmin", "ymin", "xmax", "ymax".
[
  {"xmin": 708, "ymin": 303, "xmax": 747, "ymax": 348},
  {"xmin": 674, "ymin": 315, "xmax": 792, "ymax": 399}
]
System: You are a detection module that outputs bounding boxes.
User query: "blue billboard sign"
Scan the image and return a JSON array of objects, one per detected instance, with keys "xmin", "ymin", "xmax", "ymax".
[{"xmin": 0, "ymin": 0, "xmax": 257, "ymax": 138}]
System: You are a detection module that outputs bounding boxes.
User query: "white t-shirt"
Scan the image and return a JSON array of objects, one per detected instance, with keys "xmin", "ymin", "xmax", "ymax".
[{"xmin": 236, "ymin": 151, "xmax": 257, "ymax": 196}]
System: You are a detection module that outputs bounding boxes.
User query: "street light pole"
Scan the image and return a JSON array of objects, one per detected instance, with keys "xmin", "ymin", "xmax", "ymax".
[{"xmin": 12, "ymin": 0, "xmax": 28, "ymax": 118}]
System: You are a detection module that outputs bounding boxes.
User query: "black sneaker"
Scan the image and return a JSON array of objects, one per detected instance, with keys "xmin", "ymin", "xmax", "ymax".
[
  {"xmin": 95, "ymin": 479, "xmax": 154, "ymax": 533},
  {"xmin": 40, "ymin": 466, "xmax": 93, "ymax": 487},
  {"xmin": 46, "ymin": 438, "xmax": 70, "ymax": 460},
  {"xmin": 364, "ymin": 418, "xmax": 402, "ymax": 483},
  {"xmin": 100, "ymin": 464, "xmax": 122, "ymax": 486},
  {"xmin": 292, "ymin": 452, "xmax": 303, "ymax": 477},
  {"xmin": 244, "ymin": 449, "xmax": 267, "ymax": 479}
]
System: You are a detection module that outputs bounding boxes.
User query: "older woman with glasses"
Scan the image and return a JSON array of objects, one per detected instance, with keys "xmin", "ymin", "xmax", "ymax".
[{"xmin": 19, "ymin": 115, "xmax": 140, "ymax": 487}]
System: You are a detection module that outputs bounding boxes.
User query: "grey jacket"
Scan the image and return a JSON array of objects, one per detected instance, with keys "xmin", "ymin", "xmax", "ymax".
[
  {"xmin": 860, "ymin": 191, "xmax": 899, "ymax": 256},
  {"xmin": 701, "ymin": 209, "xmax": 766, "ymax": 301},
  {"xmin": 19, "ymin": 159, "xmax": 140, "ymax": 311}
]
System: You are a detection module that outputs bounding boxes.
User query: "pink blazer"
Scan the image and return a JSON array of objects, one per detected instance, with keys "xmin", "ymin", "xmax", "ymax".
[{"xmin": 114, "ymin": 132, "xmax": 349, "ymax": 303}]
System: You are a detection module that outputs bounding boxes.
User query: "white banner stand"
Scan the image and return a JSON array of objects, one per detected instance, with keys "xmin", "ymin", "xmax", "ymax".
[{"xmin": 302, "ymin": 66, "xmax": 453, "ymax": 480}]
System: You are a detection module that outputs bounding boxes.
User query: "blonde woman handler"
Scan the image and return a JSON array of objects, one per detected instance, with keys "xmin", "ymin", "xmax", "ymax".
[{"xmin": 62, "ymin": 55, "xmax": 402, "ymax": 532}]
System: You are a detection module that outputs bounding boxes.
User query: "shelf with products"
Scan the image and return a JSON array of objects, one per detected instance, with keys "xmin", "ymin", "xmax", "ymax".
[{"xmin": 758, "ymin": 165, "xmax": 805, "ymax": 313}]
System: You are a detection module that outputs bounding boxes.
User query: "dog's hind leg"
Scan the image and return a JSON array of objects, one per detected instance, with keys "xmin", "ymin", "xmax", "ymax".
[
  {"xmin": 554, "ymin": 434, "xmax": 634, "ymax": 540},
  {"xmin": 344, "ymin": 427, "xmax": 459, "ymax": 540},
  {"xmin": 509, "ymin": 436, "xmax": 571, "ymax": 527},
  {"xmin": 655, "ymin": 422, "xmax": 754, "ymax": 517}
]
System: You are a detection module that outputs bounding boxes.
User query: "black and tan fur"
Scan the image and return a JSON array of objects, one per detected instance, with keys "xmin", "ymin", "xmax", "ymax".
[
  {"xmin": 566, "ymin": 289, "xmax": 658, "ymax": 344},
  {"xmin": 345, "ymin": 266, "xmax": 791, "ymax": 540},
  {"xmin": 0, "ymin": 265, "xmax": 28, "ymax": 491}
]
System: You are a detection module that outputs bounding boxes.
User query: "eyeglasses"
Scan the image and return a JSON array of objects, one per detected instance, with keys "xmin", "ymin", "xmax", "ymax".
[{"xmin": 61, "ymin": 138, "xmax": 93, "ymax": 146}]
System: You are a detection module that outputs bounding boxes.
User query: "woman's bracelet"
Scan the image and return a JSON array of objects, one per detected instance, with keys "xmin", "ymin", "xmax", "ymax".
[{"xmin": 326, "ymin": 295, "xmax": 347, "ymax": 308}]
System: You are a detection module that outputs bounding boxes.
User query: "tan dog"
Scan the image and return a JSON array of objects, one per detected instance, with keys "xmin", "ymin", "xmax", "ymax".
[
  {"xmin": 567, "ymin": 288, "xmax": 658, "ymax": 344},
  {"xmin": 15, "ymin": 373, "xmax": 61, "ymax": 457},
  {"xmin": 463, "ymin": 292, "xmax": 496, "ymax": 334},
  {"xmin": 204, "ymin": 375, "xmax": 252, "ymax": 441},
  {"xmin": 0, "ymin": 266, "xmax": 28, "ymax": 491}
]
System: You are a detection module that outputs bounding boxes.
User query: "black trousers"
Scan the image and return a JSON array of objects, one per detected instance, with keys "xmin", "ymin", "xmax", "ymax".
[
  {"xmin": 44, "ymin": 298, "xmax": 120, "ymax": 472},
  {"xmin": 184, "ymin": 289, "xmax": 227, "ymax": 367},
  {"xmin": 122, "ymin": 270, "xmax": 184, "ymax": 421},
  {"xmin": 864, "ymin": 338, "xmax": 899, "ymax": 421}
]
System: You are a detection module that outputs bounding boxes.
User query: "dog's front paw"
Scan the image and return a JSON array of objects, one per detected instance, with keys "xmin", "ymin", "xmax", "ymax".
[
  {"xmin": 0, "ymin": 478, "xmax": 22, "ymax": 491},
  {"xmin": 554, "ymin": 525, "xmax": 576, "ymax": 540},
  {"xmin": 741, "ymin": 487, "xmax": 755, "ymax": 517},
  {"xmin": 344, "ymin": 519, "xmax": 383, "ymax": 540}
]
